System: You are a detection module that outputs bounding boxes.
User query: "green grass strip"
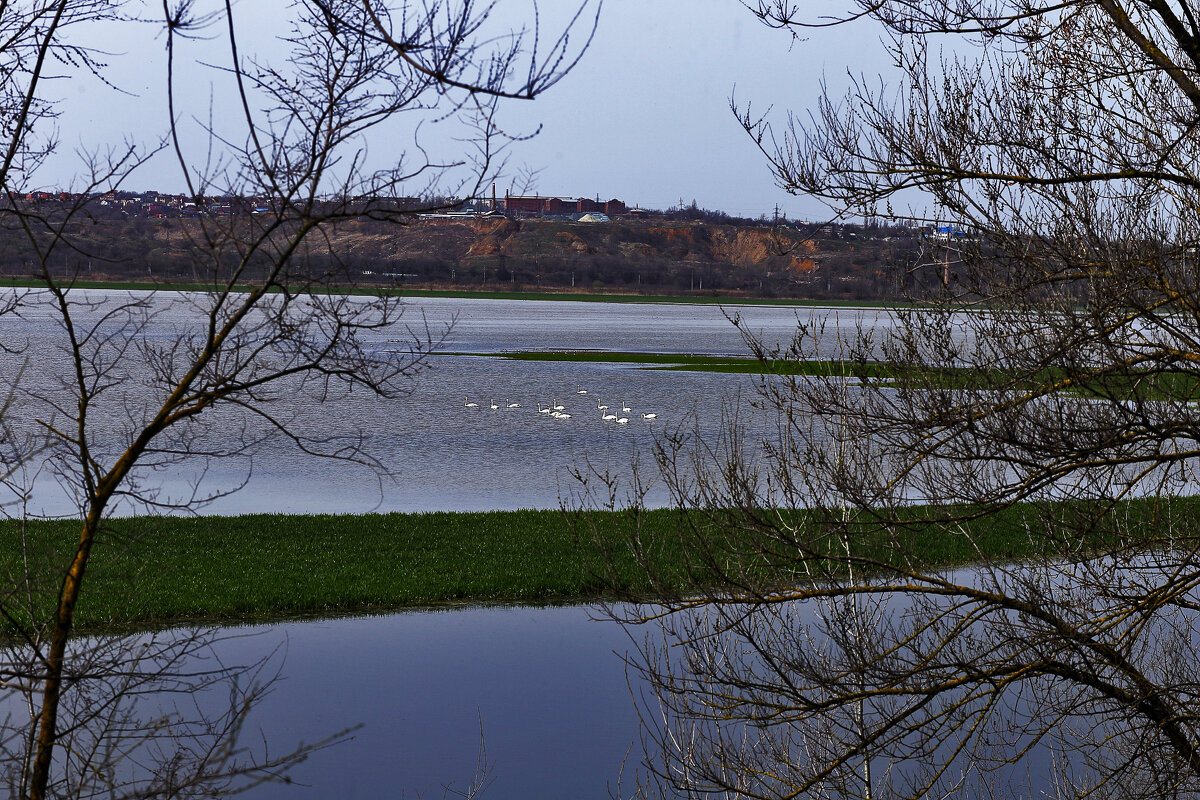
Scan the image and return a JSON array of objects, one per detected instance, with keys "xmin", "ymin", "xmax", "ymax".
[
  {"xmin": 460, "ymin": 351, "xmax": 958, "ymax": 378},
  {"xmin": 481, "ymin": 351, "xmax": 1200, "ymax": 398},
  {"xmin": 0, "ymin": 498, "xmax": 1178, "ymax": 631},
  {"xmin": 0, "ymin": 510, "xmax": 694, "ymax": 630}
]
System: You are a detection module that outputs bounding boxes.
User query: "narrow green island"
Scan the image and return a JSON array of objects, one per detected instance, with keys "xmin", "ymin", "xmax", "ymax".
[
  {"xmin": 480, "ymin": 351, "xmax": 917, "ymax": 377},
  {"xmin": 0, "ymin": 501, "xmax": 1171, "ymax": 631},
  {"xmin": 446, "ymin": 351, "xmax": 1200, "ymax": 399}
]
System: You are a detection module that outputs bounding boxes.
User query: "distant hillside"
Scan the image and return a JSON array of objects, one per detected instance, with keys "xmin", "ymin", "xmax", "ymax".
[{"xmin": 0, "ymin": 215, "xmax": 943, "ymax": 301}]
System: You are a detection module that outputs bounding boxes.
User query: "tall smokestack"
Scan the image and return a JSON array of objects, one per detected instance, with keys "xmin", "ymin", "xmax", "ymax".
[{"xmin": 491, "ymin": 183, "xmax": 496, "ymax": 211}]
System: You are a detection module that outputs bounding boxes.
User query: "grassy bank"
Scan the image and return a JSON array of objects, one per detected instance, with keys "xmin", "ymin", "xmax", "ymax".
[
  {"xmin": 461, "ymin": 350, "xmax": 989, "ymax": 382},
  {"xmin": 486, "ymin": 351, "xmax": 914, "ymax": 377},
  {"xmin": 0, "ymin": 502, "xmax": 1141, "ymax": 631},
  {"xmin": 0, "ymin": 510, "xmax": 685, "ymax": 630},
  {"xmin": 473, "ymin": 351, "xmax": 1200, "ymax": 399}
]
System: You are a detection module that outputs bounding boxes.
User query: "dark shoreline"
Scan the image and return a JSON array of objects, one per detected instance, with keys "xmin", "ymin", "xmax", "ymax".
[{"xmin": 0, "ymin": 279, "xmax": 907, "ymax": 308}]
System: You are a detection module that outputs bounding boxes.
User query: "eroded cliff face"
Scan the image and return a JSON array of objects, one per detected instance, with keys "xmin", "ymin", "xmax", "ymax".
[
  {"xmin": 554, "ymin": 231, "xmax": 593, "ymax": 254},
  {"xmin": 56, "ymin": 214, "xmax": 915, "ymax": 299},
  {"xmin": 443, "ymin": 219, "xmax": 818, "ymax": 269},
  {"xmin": 464, "ymin": 217, "xmax": 521, "ymax": 257},
  {"xmin": 708, "ymin": 228, "xmax": 819, "ymax": 272},
  {"xmin": 388, "ymin": 218, "xmax": 910, "ymax": 298},
  {"xmin": 384, "ymin": 218, "xmax": 842, "ymax": 295}
]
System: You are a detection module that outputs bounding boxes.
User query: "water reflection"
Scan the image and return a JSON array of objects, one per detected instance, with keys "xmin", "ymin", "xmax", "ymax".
[
  {"xmin": 0, "ymin": 625, "xmax": 325, "ymax": 798},
  {"xmin": 229, "ymin": 606, "xmax": 641, "ymax": 800}
]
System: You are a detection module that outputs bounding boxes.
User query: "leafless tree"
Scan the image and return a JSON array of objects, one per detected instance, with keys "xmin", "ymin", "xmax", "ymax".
[
  {"xmin": 0, "ymin": 1, "xmax": 596, "ymax": 798},
  {"xmin": 583, "ymin": 2, "xmax": 1200, "ymax": 799},
  {"xmin": 512, "ymin": 162, "xmax": 545, "ymax": 197}
]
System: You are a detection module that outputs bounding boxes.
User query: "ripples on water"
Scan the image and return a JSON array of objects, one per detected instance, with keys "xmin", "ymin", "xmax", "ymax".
[{"xmin": 2, "ymin": 292, "xmax": 883, "ymax": 516}]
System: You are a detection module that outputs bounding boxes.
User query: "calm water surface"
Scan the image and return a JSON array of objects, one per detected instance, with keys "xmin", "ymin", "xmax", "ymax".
[
  {"xmin": 0, "ymin": 291, "xmax": 899, "ymax": 798},
  {"xmin": 3, "ymin": 291, "xmax": 890, "ymax": 516},
  {"xmin": 232, "ymin": 606, "xmax": 642, "ymax": 800}
]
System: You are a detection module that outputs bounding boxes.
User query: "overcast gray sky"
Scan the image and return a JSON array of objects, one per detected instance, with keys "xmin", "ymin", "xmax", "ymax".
[
  {"xmin": 495, "ymin": 0, "xmax": 889, "ymax": 221},
  {"xmin": 46, "ymin": 1, "xmax": 891, "ymax": 221}
]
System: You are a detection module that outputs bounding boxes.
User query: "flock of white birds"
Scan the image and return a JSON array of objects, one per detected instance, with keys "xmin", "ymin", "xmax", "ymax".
[{"xmin": 463, "ymin": 389, "xmax": 659, "ymax": 424}]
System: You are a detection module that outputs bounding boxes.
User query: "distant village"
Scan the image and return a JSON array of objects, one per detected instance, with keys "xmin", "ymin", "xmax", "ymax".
[
  {"xmin": 8, "ymin": 189, "xmax": 637, "ymax": 222},
  {"xmin": 7, "ymin": 188, "xmax": 966, "ymax": 240},
  {"xmin": 13, "ymin": 190, "xmax": 271, "ymax": 218}
]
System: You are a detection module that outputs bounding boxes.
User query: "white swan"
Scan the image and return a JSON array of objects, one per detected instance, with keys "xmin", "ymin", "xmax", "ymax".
[
  {"xmin": 597, "ymin": 400, "xmax": 608, "ymax": 411},
  {"xmin": 621, "ymin": 401, "xmax": 631, "ymax": 412},
  {"xmin": 538, "ymin": 403, "xmax": 551, "ymax": 414},
  {"xmin": 616, "ymin": 417, "xmax": 629, "ymax": 424},
  {"xmin": 553, "ymin": 400, "xmax": 565, "ymax": 411},
  {"xmin": 464, "ymin": 397, "xmax": 478, "ymax": 408},
  {"xmin": 642, "ymin": 412, "xmax": 657, "ymax": 420},
  {"xmin": 602, "ymin": 412, "xmax": 617, "ymax": 421},
  {"xmin": 489, "ymin": 399, "xmax": 500, "ymax": 410},
  {"xmin": 507, "ymin": 399, "xmax": 520, "ymax": 408},
  {"xmin": 577, "ymin": 389, "xmax": 588, "ymax": 394}
]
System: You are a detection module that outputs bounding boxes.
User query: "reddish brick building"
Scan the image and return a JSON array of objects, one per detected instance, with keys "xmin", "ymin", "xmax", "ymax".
[
  {"xmin": 503, "ymin": 193, "xmax": 626, "ymax": 217},
  {"xmin": 504, "ymin": 194, "xmax": 546, "ymax": 215}
]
